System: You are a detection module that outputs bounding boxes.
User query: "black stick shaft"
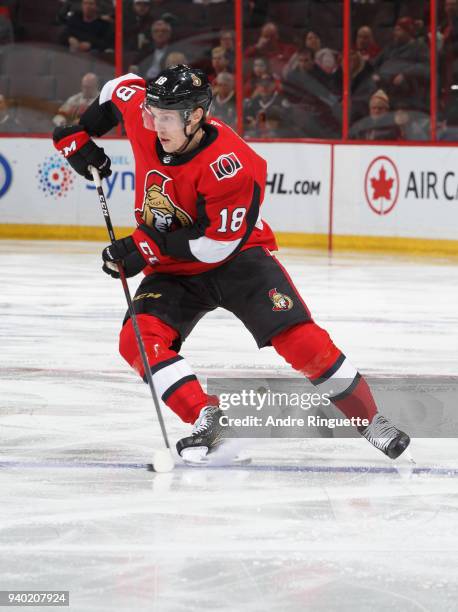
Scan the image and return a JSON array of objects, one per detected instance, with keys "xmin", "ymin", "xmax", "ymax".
[{"xmin": 90, "ymin": 166, "xmax": 171, "ymax": 450}]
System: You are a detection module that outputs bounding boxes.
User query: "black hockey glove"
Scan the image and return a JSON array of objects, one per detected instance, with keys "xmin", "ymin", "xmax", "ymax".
[
  {"xmin": 53, "ymin": 125, "xmax": 112, "ymax": 181},
  {"xmin": 102, "ymin": 236, "xmax": 146, "ymax": 278}
]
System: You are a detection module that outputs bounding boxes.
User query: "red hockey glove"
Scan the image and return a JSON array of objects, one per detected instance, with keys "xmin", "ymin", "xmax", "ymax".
[
  {"xmin": 53, "ymin": 125, "xmax": 112, "ymax": 181},
  {"xmin": 102, "ymin": 236, "xmax": 146, "ymax": 278}
]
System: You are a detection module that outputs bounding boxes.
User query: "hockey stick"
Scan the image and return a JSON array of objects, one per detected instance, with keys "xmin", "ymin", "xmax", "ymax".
[{"xmin": 89, "ymin": 166, "xmax": 174, "ymax": 473}]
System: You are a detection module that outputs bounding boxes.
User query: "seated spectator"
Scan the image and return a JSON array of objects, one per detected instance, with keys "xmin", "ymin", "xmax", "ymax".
[
  {"xmin": 59, "ymin": 0, "xmax": 113, "ymax": 53},
  {"xmin": 354, "ymin": 26, "xmax": 380, "ymax": 62},
  {"xmin": 219, "ymin": 29, "xmax": 235, "ymax": 70},
  {"xmin": 283, "ymin": 48, "xmax": 336, "ymax": 106},
  {"xmin": 208, "ymin": 46, "xmax": 230, "ymax": 84},
  {"xmin": 305, "ymin": 30, "xmax": 321, "ymax": 54},
  {"xmin": 315, "ymin": 48, "xmax": 338, "ymax": 75},
  {"xmin": 124, "ymin": 0, "xmax": 155, "ymax": 53},
  {"xmin": 282, "ymin": 47, "xmax": 341, "ymax": 138},
  {"xmin": 350, "ymin": 49, "xmax": 376, "ymax": 124},
  {"xmin": 245, "ymin": 21, "xmax": 296, "ymax": 79},
  {"xmin": 53, "ymin": 72, "xmax": 100, "ymax": 126},
  {"xmin": 211, "ymin": 71, "xmax": 236, "ymax": 128},
  {"xmin": 244, "ymin": 73, "xmax": 285, "ymax": 136},
  {"xmin": 350, "ymin": 89, "xmax": 401, "ymax": 140},
  {"xmin": 372, "ymin": 17, "xmax": 429, "ymax": 111},
  {"xmin": 439, "ymin": 0, "xmax": 458, "ymax": 104},
  {"xmin": 57, "ymin": 0, "xmax": 114, "ymax": 23},
  {"xmin": 315, "ymin": 48, "xmax": 341, "ymax": 96},
  {"xmin": 244, "ymin": 57, "xmax": 271, "ymax": 98},
  {"xmin": 282, "ymin": 29, "xmax": 322, "ymax": 77},
  {"xmin": 263, "ymin": 106, "xmax": 295, "ymax": 138},
  {"xmin": 393, "ymin": 106, "xmax": 430, "ymax": 140},
  {"xmin": 0, "ymin": 94, "xmax": 23, "ymax": 133},
  {"xmin": 164, "ymin": 51, "xmax": 188, "ymax": 69},
  {"xmin": 136, "ymin": 19, "xmax": 176, "ymax": 79}
]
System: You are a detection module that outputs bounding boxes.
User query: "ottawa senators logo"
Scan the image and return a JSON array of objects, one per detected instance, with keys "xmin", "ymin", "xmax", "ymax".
[
  {"xmin": 269, "ymin": 288, "xmax": 293, "ymax": 311},
  {"xmin": 137, "ymin": 170, "xmax": 193, "ymax": 232},
  {"xmin": 191, "ymin": 73, "xmax": 202, "ymax": 87}
]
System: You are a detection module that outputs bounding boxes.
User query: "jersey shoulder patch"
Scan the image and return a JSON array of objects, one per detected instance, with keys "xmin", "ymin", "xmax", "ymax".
[
  {"xmin": 99, "ymin": 73, "xmax": 145, "ymax": 105},
  {"xmin": 209, "ymin": 152, "xmax": 243, "ymax": 181}
]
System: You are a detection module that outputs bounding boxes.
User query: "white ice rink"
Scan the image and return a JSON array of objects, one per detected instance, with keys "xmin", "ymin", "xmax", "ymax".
[{"xmin": 1, "ymin": 240, "xmax": 457, "ymax": 612}]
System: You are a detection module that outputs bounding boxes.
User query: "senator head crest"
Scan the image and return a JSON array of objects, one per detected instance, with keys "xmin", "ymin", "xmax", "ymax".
[{"xmin": 138, "ymin": 170, "xmax": 192, "ymax": 232}]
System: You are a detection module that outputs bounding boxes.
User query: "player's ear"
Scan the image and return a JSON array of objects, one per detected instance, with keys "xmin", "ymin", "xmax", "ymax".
[{"xmin": 191, "ymin": 107, "xmax": 204, "ymax": 126}]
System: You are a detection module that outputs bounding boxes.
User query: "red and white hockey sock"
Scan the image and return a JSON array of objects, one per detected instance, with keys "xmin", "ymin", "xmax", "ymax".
[
  {"xmin": 119, "ymin": 315, "xmax": 211, "ymax": 424},
  {"xmin": 272, "ymin": 322, "xmax": 377, "ymax": 423}
]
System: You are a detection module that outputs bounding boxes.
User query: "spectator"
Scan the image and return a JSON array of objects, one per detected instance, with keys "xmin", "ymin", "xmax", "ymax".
[
  {"xmin": 245, "ymin": 57, "xmax": 271, "ymax": 98},
  {"xmin": 57, "ymin": 0, "xmax": 114, "ymax": 23},
  {"xmin": 0, "ymin": 94, "xmax": 23, "ymax": 133},
  {"xmin": 137, "ymin": 19, "xmax": 175, "ymax": 79},
  {"xmin": 350, "ymin": 89, "xmax": 401, "ymax": 140},
  {"xmin": 282, "ymin": 47, "xmax": 341, "ymax": 138},
  {"xmin": 60, "ymin": 0, "xmax": 113, "ymax": 53},
  {"xmin": 439, "ymin": 0, "xmax": 458, "ymax": 103},
  {"xmin": 354, "ymin": 26, "xmax": 380, "ymax": 62},
  {"xmin": 208, "ymin": 46, "xmax": 230, "ymax": 83},
  {"xmin": 393, "ymin": 106, "xmax": 430, "ymax": 140},
  {"xmin": 53, "ymin": 72, "xmax": 100, "ymax": 127},
  {"xmin": 350, "ymin": 49, "xmax": 376, "ymax": 124},
  {"xmin": 211, "ymin": 71, "xmax": 236, "ymax": 128},
  {"xmin": 264, "ymin": 106, "xmax": 294, "ymax": 138},
  {"xmin": 282, "ymin": 30, "xmax": 322, "ymax": 77},
  {"xmin": 219, "ymin": 29, "xmax": 234, "ymax": 70},
  {"xmin": 124, "ymin": 0, "xmax": 155, "ymax": 53},
  {"xmin": 315, "ymin": 48, "xmax": 341, "ymax": 94},
  {"xmin": 372, "ymin": 17, "xmax": 429, "ymax": 111},
  {"xmin": 305, "ymin": 30, "xmax": 321, "ymax": 54},
  {"xmin": 164, "ymin": 51, "xmax": 188, "ymax": 69},
  {"xmin": 283, "ymin": 48, "xmax": 335, "ymax": 106},
  {"xmin": 244, "ymin": 72, "xmax": 285, "ymax": 136},
  {"xmin": 315, "ymin": 48, "xmax": 338, "ymax": 75},
  {"xmin": 245, "ymin": 21, "xmax": 296, "ymax": 79}
]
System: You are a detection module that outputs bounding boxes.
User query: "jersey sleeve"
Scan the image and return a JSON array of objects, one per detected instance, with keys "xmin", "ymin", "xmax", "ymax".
[
  {"xmin": 135, "ymin": 159, "xmax": 264, "ymax": 264},
  {"xmin": 79, "ymin": 73, "xmax": 145, "ymax": 137}
]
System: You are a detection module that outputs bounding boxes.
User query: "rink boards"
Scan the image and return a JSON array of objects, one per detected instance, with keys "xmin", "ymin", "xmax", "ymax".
[{"xmin": 0, "ymin": 137, "xmax": 457, "ymax": 254}]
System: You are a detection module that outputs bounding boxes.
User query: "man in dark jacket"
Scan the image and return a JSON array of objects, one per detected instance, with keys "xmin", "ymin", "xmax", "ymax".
[
  {"xmin": 372, "ymin": 17, "xmax": 429, "ymax": 111},
  {"xmin": 60, "ymin": 0, "xmax": 113, "ymax": 53}
]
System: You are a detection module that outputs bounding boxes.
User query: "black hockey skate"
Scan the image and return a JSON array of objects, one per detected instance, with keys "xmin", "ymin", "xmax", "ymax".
[
  {"xmin": 176, "ymin": 406, "xmax": 226, "ymax": 462},
  {"xmin": 358, "ymin": 413, "xmax": 410, "ymax": 459}
]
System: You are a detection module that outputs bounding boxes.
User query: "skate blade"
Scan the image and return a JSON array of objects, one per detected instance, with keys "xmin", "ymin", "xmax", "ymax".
[
  {"xmin": 180, "ymin": 446, "xmax": 209, "ymax": 465},
  {"xmin": 181, "ymin": 444, "xmax": 252, "ymax": 468}
]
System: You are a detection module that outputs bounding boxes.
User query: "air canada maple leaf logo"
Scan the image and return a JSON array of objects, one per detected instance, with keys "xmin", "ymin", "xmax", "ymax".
[
  {"xmin": 371, "ymin": 165, "xmax": 393, "ymax": 200},
  {"xmin": 364, "ymin": 156, "xmax": 399, "ymax": 215}
]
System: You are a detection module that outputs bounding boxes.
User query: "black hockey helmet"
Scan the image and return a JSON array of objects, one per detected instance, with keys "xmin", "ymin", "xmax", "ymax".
[{"xmin": 145, "ymin": 64, "xmax": 212, "ymax": 117}]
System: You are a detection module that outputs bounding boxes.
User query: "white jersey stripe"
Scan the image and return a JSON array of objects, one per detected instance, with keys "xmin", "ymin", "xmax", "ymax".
[
  {"xmin": 99, "ymin": 73, "xmax": 142, "ymax": 105},
  {"xmin": 189, "ymin": 236, "xmax": 241, "ymax": 263}
]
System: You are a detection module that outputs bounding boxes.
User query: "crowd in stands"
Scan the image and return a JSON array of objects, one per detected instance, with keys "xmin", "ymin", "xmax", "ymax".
[{"xmin": 0, "ymin": 0, "xmax": 457, "ymax": 141}]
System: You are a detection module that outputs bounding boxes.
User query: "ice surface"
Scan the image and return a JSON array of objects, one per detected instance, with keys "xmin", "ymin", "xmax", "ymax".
[{"xmin": 1, "ymin": 241, "xmax": 457, "ymax": 612}]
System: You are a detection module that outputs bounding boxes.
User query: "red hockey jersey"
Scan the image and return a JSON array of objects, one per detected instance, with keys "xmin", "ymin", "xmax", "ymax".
[{"xmin": 98, "ymin": 73, "xmax": 277, "ymax": 276}]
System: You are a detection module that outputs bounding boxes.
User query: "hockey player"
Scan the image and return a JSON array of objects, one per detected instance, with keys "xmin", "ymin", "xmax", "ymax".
[{"xmin": 53, "ymin": 64, "xmax": 410, "ymax": 462}]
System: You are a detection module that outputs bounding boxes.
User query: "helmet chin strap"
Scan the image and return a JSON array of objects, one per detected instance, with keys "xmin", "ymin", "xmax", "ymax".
[{"xmin": 169, "ymin": 108, "xmax": 204, "ymax": 155}]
